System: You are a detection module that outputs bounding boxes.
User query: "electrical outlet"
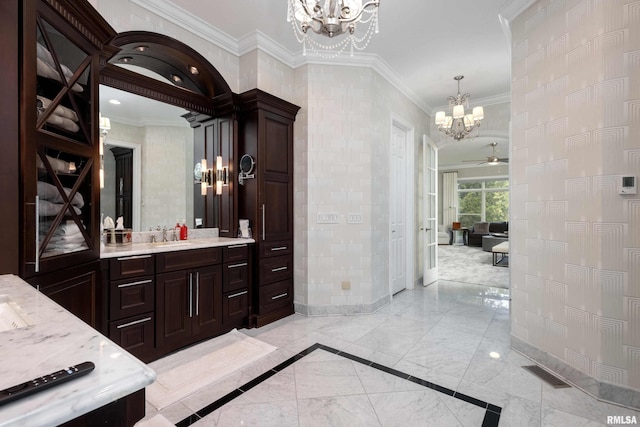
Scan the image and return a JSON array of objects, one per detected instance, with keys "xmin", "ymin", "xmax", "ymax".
[
  {"xmin": 341, "ymin": 280, "xmax": 351, "ymax": 290},
  {"xmin": 317, "ymin": 213, "xmax": 340, "ymax": 224},
  {"xmin": 347, "ymin": 214, "xmax": 362, "ymax": 224}
]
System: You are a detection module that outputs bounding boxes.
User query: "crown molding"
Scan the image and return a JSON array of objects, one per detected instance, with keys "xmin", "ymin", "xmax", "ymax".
[
  {"xmin": 131, "ymin": 0, "xmax": 239, "ymax": 56},
  {"xmin": 499, "ymin": 0, "xmax": 537, "ymax": 22},
  {"xmin": 432, "ymin": 92, "xmax": 511, "ymax": 114},
  {"xmin": 129, "ymin": 0, "xmax": 430, "ymax": 115}
]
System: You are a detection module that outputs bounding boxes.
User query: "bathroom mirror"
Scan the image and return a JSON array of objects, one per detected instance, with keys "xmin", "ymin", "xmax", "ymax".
[
  {"xmin": 99, "ymin": 30, "xmax": 235, "ymax": 234},
  {"xmin": 99, "ymin": 84, "xmax": 199, "ymax": 231}
]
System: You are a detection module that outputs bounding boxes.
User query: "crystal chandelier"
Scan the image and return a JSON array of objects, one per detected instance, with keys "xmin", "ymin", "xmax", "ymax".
[
  {"xmin": 434, "ymin": 76, "xmax": 484, "ymax": 141},
  {"xmin": 287, "ymin": 0, "xmax": 380, "ymax": 58}
]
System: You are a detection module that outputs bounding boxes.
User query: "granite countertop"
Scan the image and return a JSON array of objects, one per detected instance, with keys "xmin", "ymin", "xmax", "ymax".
[
  {"xmin": 0, "ymin": 274, "xmax": 156, "ymax": 426},
  {"xmin": 100, "ymin": 236, "xmax": 255, "ymax": 259}
]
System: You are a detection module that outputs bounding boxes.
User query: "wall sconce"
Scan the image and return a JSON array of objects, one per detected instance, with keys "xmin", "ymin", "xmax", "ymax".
[
  {"xmin": 196, "ymin": 156, "xmax": 228, "ymax": 196},
  {"xmin": 99, "ymin": 115, "xmax": 111, "ymax": 189}
]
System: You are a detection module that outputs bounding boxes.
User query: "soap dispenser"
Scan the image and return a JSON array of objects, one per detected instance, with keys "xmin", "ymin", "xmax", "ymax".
[{"xmin": 180, "ymin": 218, "xmax": 188, "ymax": 240}]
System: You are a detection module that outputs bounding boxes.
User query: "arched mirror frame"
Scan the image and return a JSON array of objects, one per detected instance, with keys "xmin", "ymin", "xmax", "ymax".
[{"xmin": 100, "ymin": 31, "xmax": 237, "ymax": 235}]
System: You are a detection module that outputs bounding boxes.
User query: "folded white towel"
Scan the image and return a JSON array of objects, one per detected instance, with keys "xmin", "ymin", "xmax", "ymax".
[
  {"xmin": 37, "ymin": 95, "xmax": 79, "ymax": 122},
  {"xmin": 41, "ymin": 220, "xmax": 82, "ymax": 234},
  {"xmin": 37, "ymin": 43, "xmax": 75, "ymax": 80},
  {"xmin": 36, "ymin": 57, "xmax": 83, "ymax": 93},
  {"xmin": 37, "ymin": 181, "xmax": 84, "ymax": 208},
  {"xmin": 38, "ymin": 199, "xmax": 82, "ymax": 217},
  {"xmin": 37, "ymin": 155, "xmax": 76, "ymax": 175},
  {"xmin": 45, "ymin": 112, "xmax": 80, "ymax": 133}
]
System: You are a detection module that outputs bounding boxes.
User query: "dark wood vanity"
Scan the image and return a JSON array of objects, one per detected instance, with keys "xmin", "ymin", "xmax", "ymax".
[{"xmin": 0, "ymin": 0, "xmax": 299, "ymax": 424}]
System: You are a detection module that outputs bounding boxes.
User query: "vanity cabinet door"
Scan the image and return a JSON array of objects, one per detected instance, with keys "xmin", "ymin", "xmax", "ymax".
[
  {"xmin": 27, "ymin": 260, "xmax": 101, "ymax": 329},
  {"xmin": 192, "ymin": 265, "xmax": 223, "ymax": 340},
  {"xmin": 156, "ymin": 264, "xmax": 223, "ymax": 354},
  {"xmin": 156, "ymin": 270, "xmax": 193, "ymax": 353}
]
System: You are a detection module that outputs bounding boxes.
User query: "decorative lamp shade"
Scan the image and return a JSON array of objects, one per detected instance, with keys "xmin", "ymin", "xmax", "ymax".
[
  {"xmin": 435, "ymin": 111, "xmax": 446, "ymax": 125},
  {"xmin": 443, "ymin": 116, "xmax": 453, "ymax": 129},
  {"xmin": 452, "ymin": 105, "xmax": 465, "ymax": 119},
  {"xmin": 464, "ymin": 114, "xmax": 474, "ymax": 127},
  {"xmin": 473, "ymin": 106, "xmax": 484, "ymax": 121}
]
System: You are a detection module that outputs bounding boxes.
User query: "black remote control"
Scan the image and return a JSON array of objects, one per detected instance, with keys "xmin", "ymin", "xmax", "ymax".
[{"xmin": 0, "ymin": 361, "xmax": 95, "ymax": 406}]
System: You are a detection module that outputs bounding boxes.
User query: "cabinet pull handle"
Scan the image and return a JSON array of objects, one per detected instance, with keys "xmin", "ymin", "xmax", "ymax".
[
  {"xmin": 117, "ymin": 317, "xmax": 152, "ymax": 329},
  {"xmin": 228, "ymin": 244, "xmax": 247, "ymax": 249},
  {"xmin": 227, "ymin": 262, "xmax": 248, "ymax": 269},
  {"xmin": 118, "ymin": 279, "xmax": 152, "ymax": 288},
  {"xmin": 189, "ymin": 273, "xmax": 193, "ymax": 318},
  {"xmin": 262, "ymin": 204, "xmax": 266, "ymax": 241},
  {"xmin": 271, "ymin": 246, "xmax": 288, "ymax": 251},
  {"xmin": 271, "ymin": 266, "xmax": 287, "ymax": 272},
  {"xmin": 227, "ymin": 290, "xmax": 248, "ymax": 299},
  {"xmin": 195, "ymin": 272, "xmax": 200, "ymax": 317},
  {"xmin": 116, "ymin": 254, "xmax": 152, "ymax": 261},
  {"xmin": 34, "ymin": 196, "xmax": 40, "ymax": 273},
  {"xmin": 271, "ymin": 293, "xmax": 288, "ymax": 300}
]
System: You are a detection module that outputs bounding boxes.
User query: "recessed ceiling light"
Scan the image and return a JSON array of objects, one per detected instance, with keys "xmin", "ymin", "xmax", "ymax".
[
  {"xmin": 188, "ymin": 65, "xmax": 199, "ymax": 75},
  {"xmin": 119, "ymin": 56, "xmax": 133, "ymax": 63},
  {"xmin": 109, "ymin": 99, "xmax": 121, "ymax": 105},
  {"xmin": 133, "ymin": 45, "xmax": 148, "ymax": 52},
  {"xmin": 171, "ymin": 74, "xmax": 183, "ymax": 84},
  {"xmin": 489, "ymin": 352, "xmax": 501, "ymax": 359}
]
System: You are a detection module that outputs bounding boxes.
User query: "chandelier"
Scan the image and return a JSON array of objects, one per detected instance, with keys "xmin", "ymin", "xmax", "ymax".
[
  {"xmin": 434, "ymin": 76, "xmax": 484, "ymax": 141},
  {"xmin": 287, "ymin": 0, "xmax": 380, "ymax": 58}
]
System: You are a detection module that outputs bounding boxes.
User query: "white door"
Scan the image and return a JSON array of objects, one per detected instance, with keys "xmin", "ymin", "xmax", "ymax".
[
  {"xmin": 423, "ymin": 136, "xmax": 438, "ymax": 285},
  {"xmin": 390, "ymin": 124, "xmax": 407, "ymax": 294}
]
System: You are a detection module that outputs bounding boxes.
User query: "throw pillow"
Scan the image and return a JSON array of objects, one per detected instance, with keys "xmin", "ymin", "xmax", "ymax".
[{"xmin": 473, "ymin": 222, "xmax": 490, "ymax": 234}]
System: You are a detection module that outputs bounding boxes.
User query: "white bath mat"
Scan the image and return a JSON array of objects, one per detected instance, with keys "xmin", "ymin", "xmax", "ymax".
[
  {"xmin": 146, "ymin": 330, "xmax": 277, "ymax": 410},
  {"xmin": 135, "ymin": 414, "xmax": 175, "ymax": 427}
]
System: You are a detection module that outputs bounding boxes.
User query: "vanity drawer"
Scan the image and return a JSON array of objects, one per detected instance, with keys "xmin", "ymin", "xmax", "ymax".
[
  {"xmin": 109, "ymin": 254, "xmax": 154, "ymax": 280},
  {"xmin": 258, "ymin": 279, "xmax": 293, "ymax": 314},
  {"xmin": 223, "ymin": 244, "xmax": 249, "ymax": 263},
  {"xmin": 260, "ymin": 240, "xmax": 292, "ymax": 258},
  {"xmin": 259, "ymin": 254, "xmax": 292, "ymax": 286},
  {"xmin": 156, "ymin": 247, "xmax": 222, "ymax": 273},
  {"xmin": 109, "ymin": 313, "xmax": 155, "ymax": 362},
  {"xmin": 110, "ymin": 276, "xmax": 154, "ymax": 320},
  {"xmin": 223, "ymin": 288, "xmax": 249, "ymax": 327},
  {"xmin": 224, "ymin": 261, "xmax": 249, "ymax": 292}
]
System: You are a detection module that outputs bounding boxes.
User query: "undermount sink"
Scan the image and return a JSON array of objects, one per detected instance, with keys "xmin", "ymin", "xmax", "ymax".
[
  {"xmin": 153, "ymin": 241, "xmax": 192, "ymax": 247},
  {"xmin": 0, "ymin": 295, "xmax": 33, "ymax": 332}
]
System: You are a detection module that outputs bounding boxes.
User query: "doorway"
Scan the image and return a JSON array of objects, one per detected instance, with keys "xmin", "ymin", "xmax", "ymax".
[{"xmin": 389, "ymin": 117, "xmax": 415, "ymax": 295}]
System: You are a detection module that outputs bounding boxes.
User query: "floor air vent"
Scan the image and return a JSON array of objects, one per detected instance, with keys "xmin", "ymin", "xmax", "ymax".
[{"xmin": 522, "ymin": 365, "xmax": 571, "ymax": 388}]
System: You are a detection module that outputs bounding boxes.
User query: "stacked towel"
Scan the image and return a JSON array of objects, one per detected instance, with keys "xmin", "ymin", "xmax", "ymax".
[
  {"xmin": 37, "ymin": 155, "xmax": 76, "ymax": 175},
  {"xmin": 40, "ymin": 220, "xmax": 87, "ymax": 256},
  {"xmin": 37, "ymin": 95, "xmax": 80, "ymax": 133},
  {"xmin": 38, "ymin": 181, "xmax": 84, "ymax": 209},
  {"xmin": 36, "ymin": 43, "xmax": 83, "ymax": 92}
]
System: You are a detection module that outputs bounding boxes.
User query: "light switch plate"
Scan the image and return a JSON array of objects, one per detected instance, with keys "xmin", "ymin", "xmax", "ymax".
[
  {"xmin": 347, "ymin": 214, "xmax": 363, "ymax": 224},
  {"xmin": 317, "ymin": 213, "xmax": 339, "ymax": 224}
]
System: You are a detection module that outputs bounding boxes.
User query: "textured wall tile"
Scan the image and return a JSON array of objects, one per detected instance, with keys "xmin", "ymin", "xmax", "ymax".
[{"xmin": 625, "ymin": 297, "xmax": 640, "ymax": 347}]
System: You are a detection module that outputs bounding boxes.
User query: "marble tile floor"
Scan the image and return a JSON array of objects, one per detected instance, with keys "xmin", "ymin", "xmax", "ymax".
[{"xmin": 141, "ymin": 281, "xmax": 640, "ymax": 426}]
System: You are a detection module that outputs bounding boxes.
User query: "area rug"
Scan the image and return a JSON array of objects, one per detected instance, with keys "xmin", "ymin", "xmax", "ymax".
[
  {"xmin": 135, "ymin": 414, "xmax": 174, "ymax": 427},
  {"xmin": 146, "ymin": 329, "xmax": 277, "ymax": 410},
  {"xmin": 437, "ymin": 244, "xmax": 509, "ymax": 289}
]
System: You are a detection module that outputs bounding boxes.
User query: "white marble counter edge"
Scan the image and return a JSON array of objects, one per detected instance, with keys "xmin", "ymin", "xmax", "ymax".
[
  {"xmin": 100, "ymin": 237, "xmax": 255, "ymax": 259},
  {"xmin": 0, "ymin": 274, "xmax": 156, "ymax": 427}
]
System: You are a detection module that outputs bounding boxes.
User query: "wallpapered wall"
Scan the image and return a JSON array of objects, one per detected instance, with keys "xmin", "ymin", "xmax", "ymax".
[{"xmin": 510, "ymin": 0, "xmax": 640, "ymax": 401}]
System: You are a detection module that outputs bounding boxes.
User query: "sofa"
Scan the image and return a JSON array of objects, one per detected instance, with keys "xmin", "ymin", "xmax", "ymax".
[
  {"xmin": 437, "ymin": 224, "xmax": 450, "ymax": 245},
  {"xmin": 467, "ymin": 221, "xmax": 508, "ymax": 247}
]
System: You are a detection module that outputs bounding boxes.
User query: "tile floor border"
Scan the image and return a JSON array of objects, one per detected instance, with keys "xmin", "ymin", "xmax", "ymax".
[{"xmin": 175, "ymin": 343, "xmax": 503, "ymax": 427}]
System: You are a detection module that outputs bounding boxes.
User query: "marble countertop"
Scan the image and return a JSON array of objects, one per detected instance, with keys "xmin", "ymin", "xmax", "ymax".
[
  {"xmin": 100, "ymin": 236, "xmax": 255, "ymax": 259},
  {"xmin": 0, "ymin": 274, "xmax": 156, "ymax": 427}
]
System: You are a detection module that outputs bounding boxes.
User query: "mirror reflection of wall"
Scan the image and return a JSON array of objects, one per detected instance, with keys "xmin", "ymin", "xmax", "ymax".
[{"xmin": 99, "ymin": 84, "xmax": 195, "ymax": 231}]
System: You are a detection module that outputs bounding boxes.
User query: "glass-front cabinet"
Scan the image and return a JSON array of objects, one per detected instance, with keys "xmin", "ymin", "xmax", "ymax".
[{"xmin": 21, "ymin": 0, "xmax": 114, "ymax": 278}]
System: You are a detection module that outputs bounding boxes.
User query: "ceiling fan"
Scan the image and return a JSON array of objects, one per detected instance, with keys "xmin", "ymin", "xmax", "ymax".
[{"xmin": 463, "ymin": 142, "xmax": 508, "ymax": 165}]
